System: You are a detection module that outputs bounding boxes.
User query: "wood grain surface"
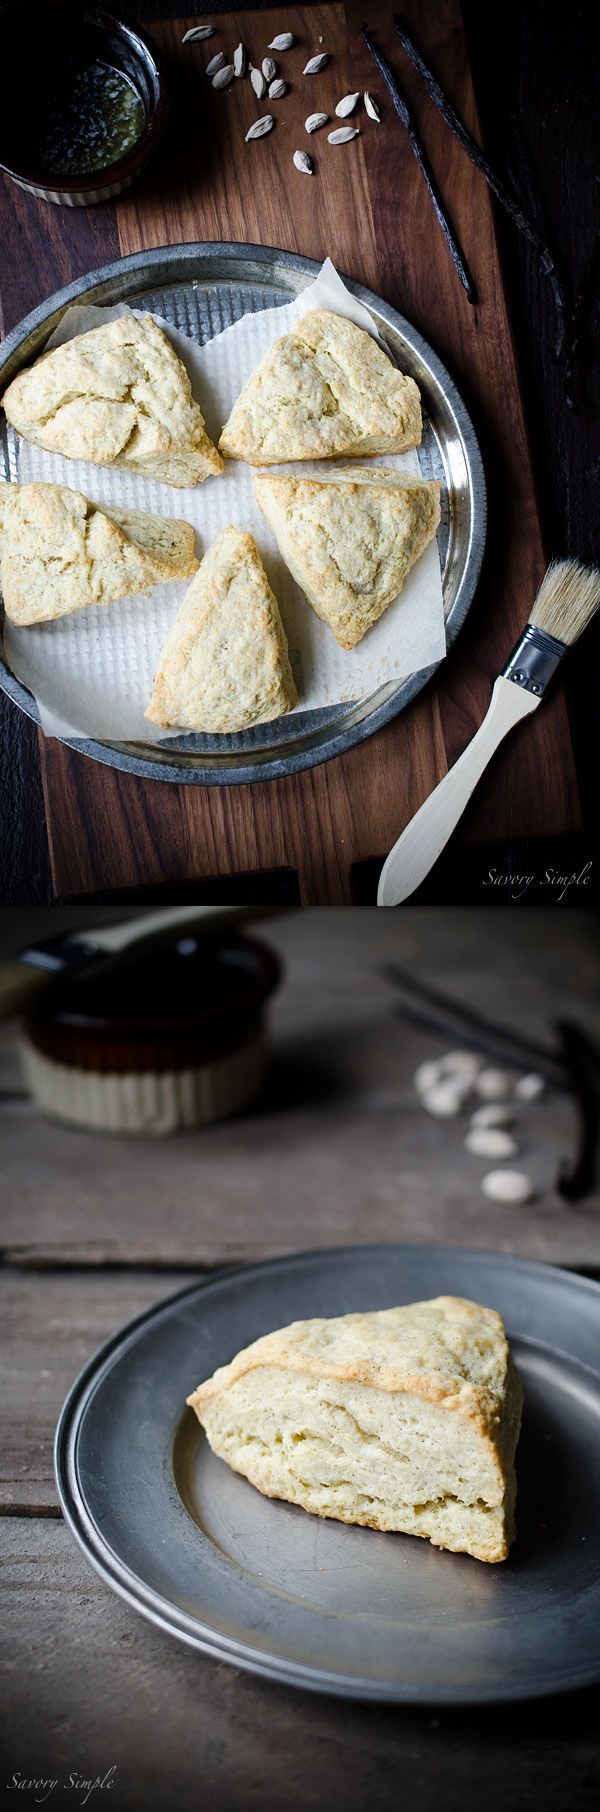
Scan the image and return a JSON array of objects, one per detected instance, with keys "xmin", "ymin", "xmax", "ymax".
[
  {"xmin": 3, "ymin": 0, "xmax": 579, "ymax": 901},
  {"xmin": 2, "ymin": 1520, "xmax": 597, "ymax": 1812},
  {"xmin": 1, "ymin": 908, "xmax": 598, "ymax": 1274}
]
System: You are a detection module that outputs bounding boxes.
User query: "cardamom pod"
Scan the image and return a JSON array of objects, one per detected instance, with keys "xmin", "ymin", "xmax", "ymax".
[{"xmin": 245, "ymin": 115, "xmax": 275, "ymax": 141}]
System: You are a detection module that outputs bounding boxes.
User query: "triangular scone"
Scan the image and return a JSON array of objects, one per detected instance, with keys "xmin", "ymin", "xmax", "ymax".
[
  {"xmin": 219, "ymin": 309, "xmax": 422, "ymax": 464},
  {"xmin": 2, "ymin": 313, "xmax": 223, "ymax": 487},
  {"xmin": 254, "ymin": 467, "xmax": 441, "ymax": 648},
  {"xmin": 0, "ymin": 482, "xmax": 198, "ymax": 626},
  {"xmin": 188, "ymin": 1297, "xmax": 523, "ymax": 1564},
  {"xmin": 145, "ymin": 525, "xmax": 297, "ymax": 733}
]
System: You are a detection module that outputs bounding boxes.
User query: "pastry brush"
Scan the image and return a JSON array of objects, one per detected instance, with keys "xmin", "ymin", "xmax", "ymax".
[
  {"xmin": 0, "ymin": 905, "xmax": 264, "ymax": 1022},
  {"xmin": 378, "ymin": 558, "xmax": 600, "ymax": 906}
]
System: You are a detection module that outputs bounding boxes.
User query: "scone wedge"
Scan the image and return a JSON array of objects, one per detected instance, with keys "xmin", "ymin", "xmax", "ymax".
[
  {"xmin": 0, "ymin": 482, "xmax": 198, "ymax": 625},
  {"xmin": 145, "ymin": 524, "xmax": 297, "ymax": 733},
  {"xmin": 2, "ymin": 313, "xmax": 223, "ymax": 488},
  {"xmin": 219, "ymin": 309, "xmax": 422, "ymax": 464},
  {"xmin": 188, "ymin": 1297, "xmax": 523, "ymax": 1563},
  {"xmin": 254, "ymin": 467, "xmax": 441, "ymax": 648}
]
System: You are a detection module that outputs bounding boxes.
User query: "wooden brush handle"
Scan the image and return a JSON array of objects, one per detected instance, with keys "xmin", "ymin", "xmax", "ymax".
[{"xmin": 377, "ymin": 677, "xmax": 541, "ymax": 907}]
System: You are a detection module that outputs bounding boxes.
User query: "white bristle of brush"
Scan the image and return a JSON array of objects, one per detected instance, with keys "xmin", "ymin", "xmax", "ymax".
[{"xmin": 529, "ymin": 557, "xmax": 600, "ymax": 645}]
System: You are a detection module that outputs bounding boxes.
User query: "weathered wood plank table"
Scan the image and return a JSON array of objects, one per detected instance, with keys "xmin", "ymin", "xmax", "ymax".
[{"xmin": 1, "ymin": 909, "xmax": 599, "ymax": 1806}]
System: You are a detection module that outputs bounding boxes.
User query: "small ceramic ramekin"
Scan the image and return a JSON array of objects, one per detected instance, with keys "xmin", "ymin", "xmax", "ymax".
[
  {"xmin": 20, "ymin": 933, "xmax": 281, "ymax": 1136},
  {"xmin": 0, "ymin": 6, "xmax": 169, "ymax": 207}
]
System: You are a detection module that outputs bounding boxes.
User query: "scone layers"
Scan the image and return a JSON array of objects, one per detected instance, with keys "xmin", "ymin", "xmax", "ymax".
[
  {"xmin": 2, "ymin": 313, "xmax": 223, "ymax": 488},
  {"xmin": 219, "ymin": 310, "xmax": 422, "ymax": 464},
  {"xmin": 188, "ymin": 1297, "xmax": 523, "ymax": 1563},
  {"xmin": 255, "ymin": 467, "xmax": 441, "ymax": 648},
  {"xmin": 0, "ymin": 482, "xmax": 198, "ymax": 625},
  {"xmin": 146, "ymin": 524, "xmax": 297, "ymax": 733}
]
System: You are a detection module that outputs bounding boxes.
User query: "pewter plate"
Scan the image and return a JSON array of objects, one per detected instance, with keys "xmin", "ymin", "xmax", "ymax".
[
  {"xmin": 0, "ymin": 243, "xmax": 486, "ymax": 785},
  {"xmin": 55, "ymin": 1244, "xmax": 600, "ymax": 1703}
]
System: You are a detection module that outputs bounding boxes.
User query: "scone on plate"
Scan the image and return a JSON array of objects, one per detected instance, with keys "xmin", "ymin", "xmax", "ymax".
[
  {"xmin": 219, "ymin": 309, "xmax": 422, "ymax": 464},
  {"xmin": 188, "ymin": 1296, "xmax": 523, "ymax": 1564},
  {"xmin": 1, "ymin": 313, "xmax": 223, "ymax": 488},
  {"xmin": 145, "ymin": 524, "xmax": 297, "ymax": 734},
  {"xmin": 254, "ymin": 467, "xmax": 441, "ymax": 648},
  {"xmin": 0, "ymin": 481, "xmax": 198, "ymax": 626}
]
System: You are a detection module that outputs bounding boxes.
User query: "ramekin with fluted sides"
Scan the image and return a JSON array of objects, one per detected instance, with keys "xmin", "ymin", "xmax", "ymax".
[{"xmin": 19, "ymin": 933, "xmax": 281, "ymax": 1136}]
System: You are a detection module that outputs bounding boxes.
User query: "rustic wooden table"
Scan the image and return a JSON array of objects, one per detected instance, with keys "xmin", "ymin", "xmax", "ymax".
[
  {"xmin": 2, "ymin": 0, "xmax": 598, "ymax": 906},
  {"xmin": 1, "ymin": 908, "xmax": 599, "ymax": 1806}
]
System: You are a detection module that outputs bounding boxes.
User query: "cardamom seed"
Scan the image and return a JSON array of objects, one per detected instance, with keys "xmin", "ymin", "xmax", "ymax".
[
  {"xmin": 182, "ymin": 25, "xmax": 214, "ymax": 42},
  {"xmin": 212, "ymin": 65, "xmax": 234, "ymax": 90},
  {"xmin": 245, "ymin": 115, "xmax": 275, "ymax": 140},
  {"xmin": 335, "ymin": 93, "xmax": 360, "ymax": 118},
  {"xmin": 327, "ymin": 126, "xmax": 360, "ymax": 144}
]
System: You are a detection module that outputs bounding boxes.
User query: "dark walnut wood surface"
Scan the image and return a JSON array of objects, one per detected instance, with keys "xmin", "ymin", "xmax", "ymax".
[
  {"xmin": 0, "ymin": 0, "xmax": 587, "ymax": 903},
  {"xmin": 1, "ymin": 910, "xmax": 599, "ymax": 1806}
]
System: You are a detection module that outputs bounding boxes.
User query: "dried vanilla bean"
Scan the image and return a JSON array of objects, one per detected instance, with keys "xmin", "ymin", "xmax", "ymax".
[
  {"xmin": 391, "ymin": 15, "xmax": 567, "ymax": 318},
  {"xmin": 392, "ymin": 14, "xmax": 592, "ymax": 403},
  {"xmin": 361, "ymin": 27, "xmax": 477, "ymax": 303},
  {"xmin": 555, "ymin": 1020, "xmax": 600, "ymax": 1201}
]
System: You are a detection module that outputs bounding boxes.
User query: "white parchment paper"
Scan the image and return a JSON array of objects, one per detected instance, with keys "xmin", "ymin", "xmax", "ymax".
[{"xmin": 4, "ymin": 258, "xmax": 446, "ymax": 744}]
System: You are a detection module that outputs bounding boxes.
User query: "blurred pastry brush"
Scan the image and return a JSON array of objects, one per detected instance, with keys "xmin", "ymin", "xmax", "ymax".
[
  {"xmin": 0, "ymin": 906, "xmax": 262, "ymax": 1021},
  {"xmin": 378, "ymin": 558, "xmax": 600, "ymax": 906}
]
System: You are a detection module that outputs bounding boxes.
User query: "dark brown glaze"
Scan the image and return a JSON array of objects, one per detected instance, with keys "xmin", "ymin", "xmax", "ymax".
[{"xmin": 24, "ymin": 933, "xmax": 280, "ymax": 1073}]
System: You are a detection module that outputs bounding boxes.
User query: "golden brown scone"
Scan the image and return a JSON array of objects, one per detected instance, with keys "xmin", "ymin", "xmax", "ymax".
[
  {"xmin": 145, "ymin": 524, "xmax": 297, "ymax": 733},
  {"xmin": 188, "ymin": 1296, "xmax": 523, "ymax": 1564},
  {"xmin": 254, "ymin": 466, "xmax": 441, "ymax": 648},
  {"xmin": 2, "ymin": 313, "xmax": 223, "ymax": 487},
  {"xmin": 0, "ymin": 482, "xmax": 198, "ymax": 626},
  {"xmin": 219, "ymin": 309, "xmax": 422, "ymax": 463}
]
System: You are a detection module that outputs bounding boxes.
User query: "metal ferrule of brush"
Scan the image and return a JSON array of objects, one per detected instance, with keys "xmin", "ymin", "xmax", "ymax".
[{"xmin": 501, "ymin": 624, "xmax": 566, "ymax": 696}]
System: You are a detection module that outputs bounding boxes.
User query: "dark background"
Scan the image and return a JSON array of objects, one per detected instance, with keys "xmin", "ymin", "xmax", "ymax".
[{"xmin": 1, "ymin": 0, "xmax": 598, "ymax": 905}]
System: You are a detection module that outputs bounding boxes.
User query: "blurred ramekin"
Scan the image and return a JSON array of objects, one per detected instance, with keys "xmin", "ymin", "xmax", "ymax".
[{"xmin": 20, "ymin": 932, "xmax": 281, "ymax": 1136}]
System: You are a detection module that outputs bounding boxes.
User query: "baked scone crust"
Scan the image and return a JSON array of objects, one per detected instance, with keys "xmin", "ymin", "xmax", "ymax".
[
  {"xmin": 0, "ymin": 481, "xmax": 198, "ymax": 625},
  {"xmin": 188, "ymin": 1296, "xmax": 524, "ymax": 1564},
  {"xmin": 254, "ymin": 467, "xmax": 441, "ymax": 648},
  {"xmin": 219, "ymin": 310, "xmax": 422, "ymax": 464},
  {"xmin": 145, "ymin": 523, "xmax": 297, "ymax": 733},
  {"xmin": 2, "ymin": 313, "xmax": 223, "ymax": 488}
]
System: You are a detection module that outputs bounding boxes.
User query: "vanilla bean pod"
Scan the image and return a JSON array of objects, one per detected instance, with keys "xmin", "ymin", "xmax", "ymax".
[
  {"xmin": 555, "ymin": 1021, "xmax": 600, "ymax": 1202},
  {"xmin": 392, "ymin": 14, "xmax": 568, "ymax": 318},
  {"xmin": 381, "ymin": 962, "xmax": 566, "ymax": 1088},
  {"xmin": 362, "ymin": 25, "xmax": 477, "ymax": 303}
]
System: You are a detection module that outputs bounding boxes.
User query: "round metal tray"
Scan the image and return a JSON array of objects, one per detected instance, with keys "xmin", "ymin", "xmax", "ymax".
[
  {"xmin": 55, "ymin": 1244, "xmax": 600, "ymax": 1704},
  {"xmin": 0, "ymin": 243, "xmax": 486, "ymax": 785}
]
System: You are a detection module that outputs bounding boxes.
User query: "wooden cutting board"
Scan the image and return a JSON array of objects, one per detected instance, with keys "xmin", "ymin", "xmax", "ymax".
[{"xmin": 29, "ymin": 1, "xmax": 580, "ymax": 899}]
